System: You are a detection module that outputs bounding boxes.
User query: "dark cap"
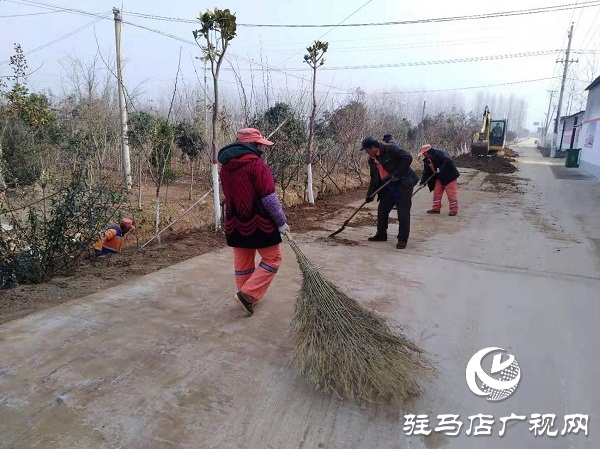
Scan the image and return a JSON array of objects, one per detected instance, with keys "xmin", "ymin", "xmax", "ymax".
[
  {"xmin": 383, "ymin": 134, "xmax": 393, "ymax": 142},
  {"xmin": 360, "ymin": 136, "xmax": 379, "ymax": 151}
]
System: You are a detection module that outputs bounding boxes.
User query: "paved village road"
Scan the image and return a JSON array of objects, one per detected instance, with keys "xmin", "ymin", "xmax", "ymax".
[{"xmin": 1, "ymin": 139, "xmax": 599, "ymax": 448}]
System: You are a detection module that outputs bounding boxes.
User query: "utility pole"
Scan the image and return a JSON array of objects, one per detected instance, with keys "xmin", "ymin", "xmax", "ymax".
[
  {"xmin": 113, "ymin": 7, "xmax": 132, "ymax": 191},
  {"xmin": 543, "ymin": 90, "xmax": 556, "ymax": 144},
  {"xmin": 551, "ymin": 22, "xmax": 577, "ymax": 158}
]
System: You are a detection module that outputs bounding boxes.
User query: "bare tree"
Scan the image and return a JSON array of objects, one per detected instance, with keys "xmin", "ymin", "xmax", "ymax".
[
  {"xmin": 59, "ymin": 53, "xmax": 120, "ymax": 183},
  {"xmin": 193, "ymin": 7, "xmax": 237, "ymax": 231},
  {"xmin": 303, "ymin": 40, "xmax": 328, "ymax": 205}
]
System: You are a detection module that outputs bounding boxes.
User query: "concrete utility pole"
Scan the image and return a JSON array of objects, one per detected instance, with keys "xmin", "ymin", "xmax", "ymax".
[
  {"xmin": 551, "ymin": 22, "xmax": 577, "ymax": 158},
  {"xmin": 543, "ymin": 90, "xmax": 556, "ymax": 144},
  {"xmin": 113, "ymin": 7, "xmax": 132, "ymax": 191}
]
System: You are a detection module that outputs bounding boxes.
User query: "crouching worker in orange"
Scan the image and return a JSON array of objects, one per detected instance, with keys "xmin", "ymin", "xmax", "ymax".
[{"xmin": 93, "ymin": 218, "xmax": 135, "ymax": 258}]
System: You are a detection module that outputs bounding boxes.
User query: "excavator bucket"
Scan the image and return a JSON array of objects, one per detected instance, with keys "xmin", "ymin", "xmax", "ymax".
[
  {"xmin": 471, "ymin": 139, "xmax": 488, "ymax": 156},
  {"xmin": 471, "ymin": 131, "xmax": 489, "ymax": 156}
]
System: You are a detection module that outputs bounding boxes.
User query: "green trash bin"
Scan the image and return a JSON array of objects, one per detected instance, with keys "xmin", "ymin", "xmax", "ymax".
[{"xmin": 565, "ymin": 148, "xmax": 581, "ymax": 168}]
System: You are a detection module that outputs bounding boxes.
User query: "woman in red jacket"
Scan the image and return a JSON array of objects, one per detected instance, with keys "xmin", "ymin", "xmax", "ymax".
[{"xmin": 218, "ymin": 128, "xmax": 290, "ymax": 316}]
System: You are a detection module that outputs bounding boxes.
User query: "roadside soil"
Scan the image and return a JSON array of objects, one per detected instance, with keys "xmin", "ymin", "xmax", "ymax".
[
  {"xmin": 0, "ymin": 186, "xmax": 366, "ymax": 324},
  {"xmin": 453, "ymin": 153, "xmax": 518, "ymax": 174}
]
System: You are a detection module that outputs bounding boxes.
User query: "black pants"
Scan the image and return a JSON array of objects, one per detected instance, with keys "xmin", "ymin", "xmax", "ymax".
[{"xmin": 376, "ymin": 185, "xmax": 412, "ymax": 243}]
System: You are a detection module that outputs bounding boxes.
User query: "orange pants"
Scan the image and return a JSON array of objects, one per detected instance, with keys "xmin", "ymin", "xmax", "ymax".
[
  {"xmin": 233, "ymin": 244, "xmax": 282, "ymax": 302},
  {"xmin": 432, "ymin": 179, "xmax": 458, "ymax": 212}
]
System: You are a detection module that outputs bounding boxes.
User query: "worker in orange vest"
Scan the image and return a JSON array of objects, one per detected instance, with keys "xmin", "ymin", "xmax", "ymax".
[{"xmin": 93, "ymin": 218, "xmax": 135, "ymax": 258}]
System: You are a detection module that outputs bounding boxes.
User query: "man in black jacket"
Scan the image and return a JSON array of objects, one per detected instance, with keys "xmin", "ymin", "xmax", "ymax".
[
  {"xmin": 382, "ymin": 133, "xmax": 396, "ymax": 144},
  {"xmin": 361, "ymin": 136, "xmax": 419, "ymax": 249},
  {"xmin": 418, "ymin": 144, "xmax": 461, "ymax": 216}
]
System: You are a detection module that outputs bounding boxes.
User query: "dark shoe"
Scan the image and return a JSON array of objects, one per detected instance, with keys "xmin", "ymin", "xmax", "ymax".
[
  {"xmin": 368, "ymin": 234, "xmax": 387, "ymax": 242},
  {"xmin": 427, "ymin": 209, "xmax": 441, "ymax": 214},
  {"xmin": 234, "ymin": 291, "xmax": 254, "ymax": 315},
  {"xmin": 449, "ymin": 211, "xmax": 457, "ymax": 216},
  {"xmin": 396, "ymin": 241, "xmax": 407, "ymax": 249}
]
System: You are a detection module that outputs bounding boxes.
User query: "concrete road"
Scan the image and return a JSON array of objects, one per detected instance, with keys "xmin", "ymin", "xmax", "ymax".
[{"xmin": 1, "ymin": 140, "xmax": 599, "ymax": 448}]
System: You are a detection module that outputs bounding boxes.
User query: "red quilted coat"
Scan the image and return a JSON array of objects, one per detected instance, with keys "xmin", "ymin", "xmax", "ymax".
[{"xmin": 218, "ymin": 142, "xmax": 284, "ymax": 249}]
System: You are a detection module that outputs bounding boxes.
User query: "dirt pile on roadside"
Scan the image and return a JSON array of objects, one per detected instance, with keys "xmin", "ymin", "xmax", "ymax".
[
  {"xmin": 504, "ymin": 147, "xmax": 520, "ymax": 158},
  {"xmin": 482, "ymin": 174, "xmax": 529, "ymax": 194},
  {"xmin": 314, "ymin": 236, "xmax": 363, "ymax": 246},
  {"xmin": 453, "ymin": 154, "xmax": 517, "ymax": 174}
]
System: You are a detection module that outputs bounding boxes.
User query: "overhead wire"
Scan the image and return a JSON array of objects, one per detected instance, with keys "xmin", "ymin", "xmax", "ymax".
[
  {"xmin": 231, "ymin": 50, "xmax": 562, "ymax": 71},
  {"xmin": 321, "ymin": 37, "xmax": 502, "ymax": 53},
  {"xmin": 101, "ymin": 18, "xmax": 572, "ymax": 102},
  {"xmin": 367, "ymin": 77, "xmax": 560, "ymax": 95},
  {"xmin": 0, "ymin": 13, "xmax": 110, "ymax": 65},
  {"xmin": 3, "ymin": 1, "xmax": 571, "ymax": 101},
  {"xmin": 122, "ymin": 18, "xmax": 566, "ymax": 101},
  {"xmin": 3, "ymin": 0, "xmax": 109, "ymax": 19},
  {"xmin": 119, "ymin": 1, "xmax": 600, "ymax": 28},
  {"xmin": 0, "ymin": 9, "xmax": 60, "ymax": 17},
  {"xmin": 579, "ymin": 5, "xmax": 600, "ymax": 50},
  {"xmin": 548, "ymin": 0, "xmax": 580, "ymax": 92},
  {"xmin": 121, "ymin": 20, "xmax": 351, "ymax": 93},
  {"xmin": 273, "ymin": 0, "xmax": 374, "ymax": 67}
]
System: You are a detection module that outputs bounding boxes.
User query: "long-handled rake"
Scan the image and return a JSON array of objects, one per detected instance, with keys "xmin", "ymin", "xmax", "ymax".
[
  {"xmin": 328, "ymin": 172, "xmax": 437, "ymax": 238},
  {"xmin": 285, "ymin": 232, "xmax": 438, "ymax": 403}
]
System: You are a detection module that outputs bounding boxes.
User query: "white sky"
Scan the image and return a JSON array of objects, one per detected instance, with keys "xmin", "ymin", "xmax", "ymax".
[{"xmin": 2, "ymin": 0, "xmax": 600, "ymax": 129}]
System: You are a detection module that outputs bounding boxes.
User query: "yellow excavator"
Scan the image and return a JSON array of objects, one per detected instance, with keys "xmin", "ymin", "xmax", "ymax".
[{"xmin": 471, "ymin": 106, "xmax": 507, "ymax": 156}]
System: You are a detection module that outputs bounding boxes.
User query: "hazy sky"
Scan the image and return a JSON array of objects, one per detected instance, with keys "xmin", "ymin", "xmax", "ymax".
[{"xmin": 2, "ymin": 0, "xmax": 600, "ymax": 129}]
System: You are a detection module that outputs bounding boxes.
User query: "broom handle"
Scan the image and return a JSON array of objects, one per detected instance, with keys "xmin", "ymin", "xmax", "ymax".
[
  {"xmin": 340, "ymin": 179, "xmax": 392, "ymax": 228},
  {"xmin": 411, "ymin": 172, "xmax": 437, "ymax": 197}
]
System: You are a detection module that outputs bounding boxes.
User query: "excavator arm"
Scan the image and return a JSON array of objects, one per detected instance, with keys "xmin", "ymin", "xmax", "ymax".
[{"xmin": 471, "ymin": 106, "xmax": 491, "ymax": 156}]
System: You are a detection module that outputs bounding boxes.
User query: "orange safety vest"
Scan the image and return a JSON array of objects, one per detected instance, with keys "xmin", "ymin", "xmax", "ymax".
[
  {"xmin": 371, "ymin": 149, "xmax": 391, "ymax": 180},
  {"xmin": 94, "ymin": 225, "xmax": 124, "ymax": 254}
]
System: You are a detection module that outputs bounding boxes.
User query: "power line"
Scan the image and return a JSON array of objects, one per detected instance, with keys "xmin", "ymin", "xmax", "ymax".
[
  {"xmin": 579, "ymin": 5, "xmax": 600, "ymax": 50},
  {"xmin": 547, "ymin": 50, "xmax": 564, "ymax": 92},
  {"xmin": 120, "ymin": 20, "xmax": 564, "ymax": 96},
  {"xmin": 325, "ymin": 36, "xmax": 501, "ymax": 53},
  {"xmin": 240, "ymin": 2, "xmax": 600, "ymax": 27},
  {"xmin": 116, "ymin": 1, "xmax": 600, "ymax": 28},
  {"xmin": 575, "ymin": 0, "xmax": 586, "ymax": 31},
  {"xmin": 234, "ymin": 50, "xmax": 560, "ymax": 71},
  {"xmin": 121, "ymin": 20, "xmax": 351, "ymax": 93},
  {"xmin": 273, "ymin": 0, "xmax": 374, "ymax": 67},
  {"xmin": 367, "ymin": 77, "xmax": 559, "ymax": 94},
  {"xmin": 3, "ymin": 0, "xmax": 109, "ymax": 19},
  {"xmin": 4, "ymin": 5, "xmax": 561, "ymax": 98},
  {"xmin": 0, "ymin": 9, "xmax": 60, "ymax": 17},
  {"xmin": 317, "ymin": 0, "xmax": 374, "ymax": 40},
  {"xmin": 0, "ymin": 13, "xmax": 110, "ymax": 65}
]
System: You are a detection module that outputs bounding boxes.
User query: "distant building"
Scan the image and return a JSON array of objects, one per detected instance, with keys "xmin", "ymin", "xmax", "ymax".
[
  {"xmin": 578, "ymin": 76, "xmax": 600, "ymax": 178},
  {"xmin": 558, "ymin": 111, "xmax": 585, "ymax": 154}
]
